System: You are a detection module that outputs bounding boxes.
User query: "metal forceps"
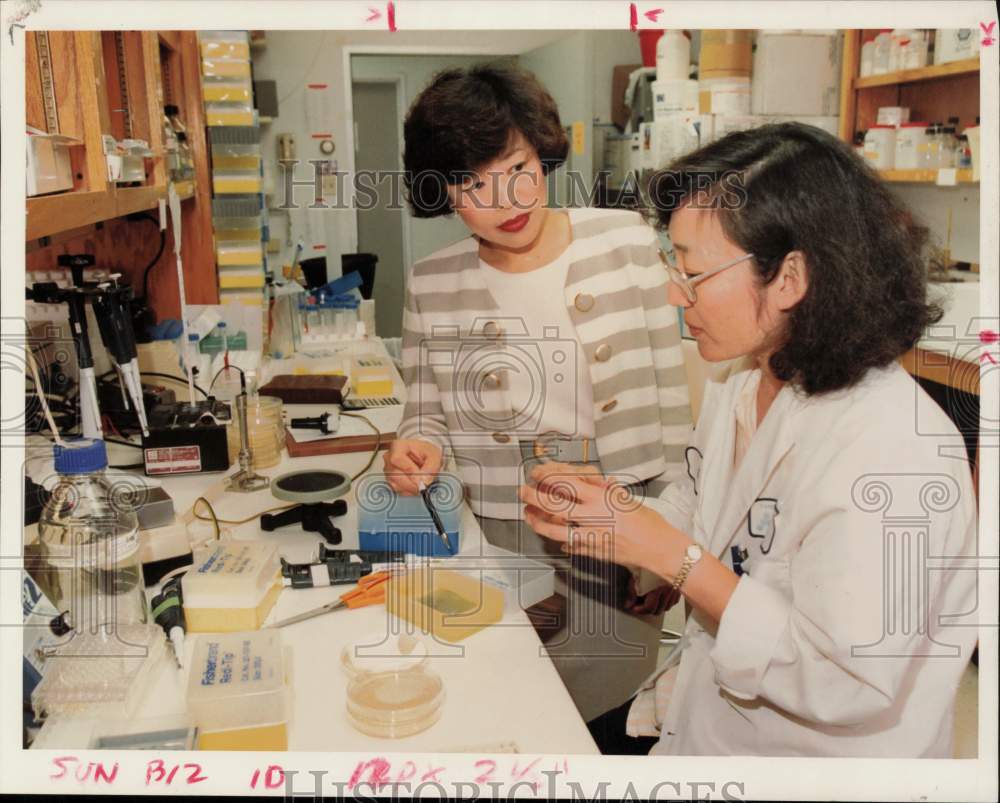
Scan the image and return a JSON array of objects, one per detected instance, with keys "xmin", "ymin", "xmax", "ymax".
[{"xmin": 269, "ymin": 570, "xmax": 394, "ymax": 629}]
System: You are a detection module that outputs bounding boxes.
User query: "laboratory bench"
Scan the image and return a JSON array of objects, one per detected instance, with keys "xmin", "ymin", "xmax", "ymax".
[{"xmin": 26, "ymin": 338, "xmax": 599, "ymax": 755}]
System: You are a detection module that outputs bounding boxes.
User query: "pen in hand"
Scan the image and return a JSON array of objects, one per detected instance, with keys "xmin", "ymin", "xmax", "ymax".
[{"xmin": 418, "ymin": 480, "xmax": 453, "ymax": 553}]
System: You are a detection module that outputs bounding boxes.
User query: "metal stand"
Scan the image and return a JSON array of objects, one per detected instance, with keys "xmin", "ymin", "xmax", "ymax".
[{"xmin": 226, "ymin": 392, "xmax": 270, "ymax": 493}]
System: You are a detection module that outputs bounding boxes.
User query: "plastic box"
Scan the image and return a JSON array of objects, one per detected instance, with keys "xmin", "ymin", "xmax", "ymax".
[
  {"xmin": 386, "ymin": 567, "xmax": 504, "ymax": 644},
  {"xmin": 186, "ymin": 630, "xmax": 289, "ymax": 750},
  {"xmin": 30, "ymin": 625, "xmax": 167, "ymax": 720},
  {"xmin": 356, "ymin": 474, "xmax": 462, "ymax": 557},
  {"xmin": 182, "ymin": 541, "xmax": 282, "ymax": 632},
  {"xmin": 446, "ymin": 546, "xmax": 555, "ymax": 613},
  {"xmin": 351, "ymin": 354, "xmax": 394, "ymax": 397}
]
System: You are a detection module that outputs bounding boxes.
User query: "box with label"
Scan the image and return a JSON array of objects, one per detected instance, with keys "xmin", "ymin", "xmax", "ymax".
[
  {"xmin": 186, "ymin": 630, "xmax": 289, "ymax": 750},
  {"xmin": 182, "ymin": 541, "xmax": 283, "ymax": 632}
]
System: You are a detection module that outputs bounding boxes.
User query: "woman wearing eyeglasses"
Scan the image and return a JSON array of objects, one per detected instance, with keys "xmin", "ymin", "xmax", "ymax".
[
  {"xmin": 385, "ymin": 63, "xmax": 694, "ymax": 722},
  {"xmin": 521, "ymin": 122, "xmax": 978, "ymax": 757}
]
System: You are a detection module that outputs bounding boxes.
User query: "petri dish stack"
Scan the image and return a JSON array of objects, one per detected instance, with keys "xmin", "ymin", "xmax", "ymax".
[
  {"xmin": 342, "ymin": 632, "xmax": 444, "ymax": 738},
  {"xmin": 227, "ymin": 394, "xmax": 285, "ymax": 468}
]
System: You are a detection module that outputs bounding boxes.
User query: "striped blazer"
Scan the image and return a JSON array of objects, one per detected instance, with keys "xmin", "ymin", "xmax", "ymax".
[{"xmin": 398, "ymin": 207, "xmax": 693, "ymax": 520}]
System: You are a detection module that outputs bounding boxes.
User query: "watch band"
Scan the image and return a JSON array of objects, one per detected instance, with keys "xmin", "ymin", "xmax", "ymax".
[
  {"xmin": 671, "ymin": 545, "xmax": 702, "ymax": 593},
  {"xmin": 671, "ymin": 555, "xmax": 695, "ymax": 592}
]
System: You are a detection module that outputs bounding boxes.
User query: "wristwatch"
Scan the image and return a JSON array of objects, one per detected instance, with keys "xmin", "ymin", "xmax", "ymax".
[{"xmin": 671, "ymin": 543, "xmax": 704, "ymax": 593}]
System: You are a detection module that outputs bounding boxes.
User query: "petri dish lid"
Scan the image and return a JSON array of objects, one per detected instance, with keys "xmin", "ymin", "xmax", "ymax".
[
  {"xmin": 340, "ymin": 632, "xmax": 429, "ymax": 679},
  {"xmin": 346, "ymin": 669, "xmax": 444, "ymax": 739}
]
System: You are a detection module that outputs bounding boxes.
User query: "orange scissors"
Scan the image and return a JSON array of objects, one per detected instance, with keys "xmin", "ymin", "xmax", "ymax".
[{"xmin": 270, "ymin": 570, "xmax": 393, "ymax": 628}]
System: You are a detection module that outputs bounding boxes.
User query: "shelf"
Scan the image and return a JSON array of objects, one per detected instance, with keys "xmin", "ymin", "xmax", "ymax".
[
  {"xmin": 855, "ymin": 58, "xmax": 980, "ymax": 89},
  {"xmin": 27, "ymin": 181, "xmax": 197, "ymax": 240},
  {"xmin": 879, "ymin": 168, "xmax": 977, "ymax": 184}
]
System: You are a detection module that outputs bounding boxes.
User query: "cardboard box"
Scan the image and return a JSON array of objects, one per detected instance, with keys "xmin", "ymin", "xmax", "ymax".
[
  {"xmin": 698, "ymin": 77, "xmax": 751, "ymax": 115},
  {"xmin": 26, "ymin": 129, "xmax": 78, "ymax": 197},
  {"xmin": 611, "ymin": 63, "xmax": 643, "ymax": 131},
  {"xmin": 699, "ymin": 29, "xmax": 752, "ymax": 78},
  {"xmin": 751, "ymin": 32, "xmax": 842, "ymax": 116}
]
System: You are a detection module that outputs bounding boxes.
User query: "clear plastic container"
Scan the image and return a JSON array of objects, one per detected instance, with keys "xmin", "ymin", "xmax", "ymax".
[
  {"xmin": 939, "ymin": 126, "xmax": 957, "ymax": 168},
  {"xmin": 346, "ymin": 667, "xmax": 444, "ymax": 739},
  {"xmin": 31, "ymin": 624, "xmax": 166, "ymax": 720},
  {"xmin": 918, "ymin": 125, "xmax": 940, "ymax": 169},
  {"xmin": 859, "ymin": 40, "xmax": 875, "ymax": 77},
  {"xmin": 37, "ymin": 439, "xmax": 147, "ymax": 632},
  {"xmin": 186, "ymin": 630, "xmax": 289, "ymax": 750},
  {"xmin": 181, "ymin": 540, "xmax": 283, "ymax": 632},
  {"xmin": 863, "ymin": 125, "xmax": 896, "ymax": 169}
]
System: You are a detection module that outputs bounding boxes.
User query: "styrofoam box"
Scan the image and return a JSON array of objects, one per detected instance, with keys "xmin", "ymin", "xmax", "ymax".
[
  {"xmin": 933, "ymin": 29, "xmax": 980, "ymax": 65},
  {"xmin": 751, "ymin": 32, "xmax": 842, "ymax": 116}
]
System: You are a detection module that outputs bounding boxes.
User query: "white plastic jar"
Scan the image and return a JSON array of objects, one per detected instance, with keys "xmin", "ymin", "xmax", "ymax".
[
  {"xmin": 863, "ymin": 125, "xmax": 896, "ymax": 169},
  {"xmin": 894, "ymin": 122, "xmax": 928, "ymax": 170},
  {"xmin": 656, "ymin": 30, "xmax": 691, "ymax": 81},
  {"xmin": 872, "ymin": 30, "xmax": 892, "ymax": 75},
  {"xmin": 860, "ymin": 40, "xmax": 875, "ymax": 77}
]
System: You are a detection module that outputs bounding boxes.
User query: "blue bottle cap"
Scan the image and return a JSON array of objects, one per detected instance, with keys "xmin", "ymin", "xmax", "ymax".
[{"xmin": 53, "ymin": 438, "xmax": 108, "ymax": 474}]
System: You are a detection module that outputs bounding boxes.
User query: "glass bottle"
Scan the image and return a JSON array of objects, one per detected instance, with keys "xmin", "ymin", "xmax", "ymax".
[{"xmin": 37, "ymin": 439, "xmax": 147, "ymax": 633}]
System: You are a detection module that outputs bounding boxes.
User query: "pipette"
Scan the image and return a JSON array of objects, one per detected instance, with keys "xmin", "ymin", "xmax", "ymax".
[{"xmin": 91, "ymin": 280, "xmax": 149, "ymax": 436}]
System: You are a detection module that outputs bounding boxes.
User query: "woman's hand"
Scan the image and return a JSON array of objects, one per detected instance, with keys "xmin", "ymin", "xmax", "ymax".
[
  {"xmin": 519, "ymin": 465, "xmax": 692, "ymax": 582},
  {"xmin": 382, "ymin": 438, "xmax": 443, "ymax": 495}
]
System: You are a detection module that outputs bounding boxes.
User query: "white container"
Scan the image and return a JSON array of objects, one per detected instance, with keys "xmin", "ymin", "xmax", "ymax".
[
  {"xmin": 876, "ymin": 106, "xmax": 910, "ymax": 127},
  {"xmin": 698, "ymin": 76, "xmax": 751, "ymax": 115},
  {"xmin": 642, "ymin": 117, "xmax": 701, "ymax": 169},
  {"xmin": 863, "ymin": 125, "xmax": 896, "ymax": 169},
  {"xmin": 751, "ymin": 32, "xmax": 841, "ymax": 116},
  {"xmin": 917, "ymin": 125, "xmax": 940, "ymax": 169},
  {"xmin": 894, "ymin": 122, "xmax": 929, "ymax": 169},
  {"xmin": 888, "ymin": 29, "xmax": 914, "ymax": 72},
  {"xmin": 652, "ymin": 79, "xmax": 698, "ymax": 117},
  {"xmin": 872, "ymin": 31, "xmax": 892, "ymax": 75},
  {"xmin": 26, "ymin": 128, "xmax": 78, "ymax": 197},
  {"xmin": 901, "ymin": 31, "xmax": 929, "ymax": 69},
  {"xmin": 656, "ymin": 30, "xmax": 691, "ymax": 81},
  {"xmin": 934, "ymin": 29, "xmax": 979, "ymax": 65},
  {"xmin": 860, "ymin": 40, "xmax": 875, "ymax": 77}
]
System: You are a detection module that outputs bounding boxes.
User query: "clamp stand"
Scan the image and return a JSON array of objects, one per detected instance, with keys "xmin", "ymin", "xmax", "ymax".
[
  {"xmin": 227, "ymin": 391, "xmax": 270, "ymax": 493},
  {"xmin": 260, "ymin": 469, "xmax": 351, "ymax": 544}
]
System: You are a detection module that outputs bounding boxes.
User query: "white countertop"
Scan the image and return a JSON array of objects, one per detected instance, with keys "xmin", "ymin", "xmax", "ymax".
[{"xmin": 33, "ymin": 339, "xmax": 598, "ymax": 755}]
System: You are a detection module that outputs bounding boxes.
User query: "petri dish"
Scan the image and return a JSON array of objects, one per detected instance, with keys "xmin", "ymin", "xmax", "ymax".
[
  {"xmin": 340, "ymin": 632, "xmax": 429, "ymax": 679},
  {"xmin": 346, "ymin": 668, "xmax": 444, "ymax": 739}
]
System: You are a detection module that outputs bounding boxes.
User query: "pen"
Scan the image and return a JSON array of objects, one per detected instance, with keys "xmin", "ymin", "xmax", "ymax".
[{"xmin": 418, "ymin": 480, "xmax": 453, "ymax": 553}]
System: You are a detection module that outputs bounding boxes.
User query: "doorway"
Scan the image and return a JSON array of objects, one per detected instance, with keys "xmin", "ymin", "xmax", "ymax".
[{"xmin": 352, "ymin": 80, "xmax": 406, "ymax": 338}]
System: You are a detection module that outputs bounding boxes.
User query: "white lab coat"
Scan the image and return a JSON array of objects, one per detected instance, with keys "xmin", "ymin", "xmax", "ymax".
[{"xmin": 637, "ymin": 359, "xmax": 978, "ymax": 757}]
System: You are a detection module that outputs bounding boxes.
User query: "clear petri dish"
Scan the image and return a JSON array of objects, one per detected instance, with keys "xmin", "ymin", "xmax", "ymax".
[
  {"xmin": 346, "ymin": 668, "xmax": 444, "ymax": 739},
  {"xmin": 340, "ymin": 632, "xmax": 429, "ymax": 679}
]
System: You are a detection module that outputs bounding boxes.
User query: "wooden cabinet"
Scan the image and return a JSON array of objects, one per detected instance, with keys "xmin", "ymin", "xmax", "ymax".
[{"xmin": 25, "ymin": 30, "xmax": 217, "ymax": 318}]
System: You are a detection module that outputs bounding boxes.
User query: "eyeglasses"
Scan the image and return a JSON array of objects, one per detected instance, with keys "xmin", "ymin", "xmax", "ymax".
[{"xmin": 658, "ymin": 246, "xmax": 755, "ymax": 304}]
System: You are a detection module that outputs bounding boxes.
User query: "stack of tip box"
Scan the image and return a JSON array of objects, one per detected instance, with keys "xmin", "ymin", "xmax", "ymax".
[{"xmin": 199, "ymin": 31, "xmax": 268, "ymax": 310}]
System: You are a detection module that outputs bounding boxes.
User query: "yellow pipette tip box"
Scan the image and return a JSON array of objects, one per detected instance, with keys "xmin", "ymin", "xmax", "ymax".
[
  {"xmin": 182, "ymin": 541, "xmax": 283, "ymax": 633},
  {"xmin": 386, "ymin": 568, "xmax": 504, "ymax": 644},
  {"xmin": 187, "ymin": 629, "xmax": 289, "ymax": 751}
]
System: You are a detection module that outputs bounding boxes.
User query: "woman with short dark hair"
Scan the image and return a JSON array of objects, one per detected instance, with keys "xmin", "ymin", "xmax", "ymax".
[
  {"xmin": 385, "ymin": 63, "xmax": 695, "ymax": 722},
  {"xmin": 522, "ymin": 122, "xmax": 978, "ymax": 756}
]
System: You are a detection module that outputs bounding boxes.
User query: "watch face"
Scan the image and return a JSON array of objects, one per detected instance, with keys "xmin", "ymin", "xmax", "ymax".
[{"xmin": 687, "ymin": 544, "xmax": 703, "ymax": 561}]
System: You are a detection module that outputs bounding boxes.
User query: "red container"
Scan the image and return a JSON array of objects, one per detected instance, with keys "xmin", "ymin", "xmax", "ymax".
[{"xmin": 638, "ymin": 30, "xmax": 664, "ymax": 67}]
